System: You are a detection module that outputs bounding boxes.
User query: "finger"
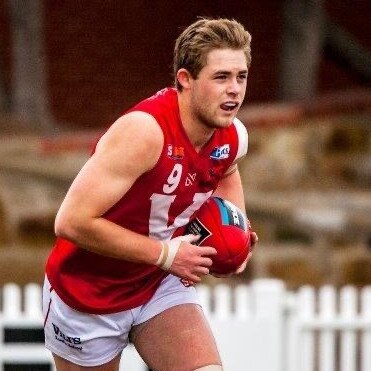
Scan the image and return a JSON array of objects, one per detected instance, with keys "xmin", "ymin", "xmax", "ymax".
[
  {"xmin": 236, "ymin": 262, "xmax": 247, "ymax": 274},
  {"xmin": 200, "ymin": 257, "xmax": 213, "ymax": 267},
  {"xmin": 199, "ymin": 246, "xmax": 217, "ymax": 256},
  {"xmin": 236, "ymin": 252, "xmax": 252, "ymax": 274},
  {"xmin": 247, "ymin": 251, "xmax": 253, "ymax": 261},
  {"xmin": 250, "ymin": 232, "xmax": 258, "ymax": 250},
  {"xmin": 181, "ymin": 234, "xmax": 201, "ymax": 244},
  {"xmin": 195, "ymin": 266, "xmax": 209, "ymax": 276},
  {"xmin": 188, "ymin": 274, "xmax": 202, "ymax": 283}
]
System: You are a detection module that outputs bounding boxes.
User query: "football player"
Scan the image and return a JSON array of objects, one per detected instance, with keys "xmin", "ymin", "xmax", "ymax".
[{"xmin": 43, "ymin": 18, "xmax": 257, "ymax": 371}]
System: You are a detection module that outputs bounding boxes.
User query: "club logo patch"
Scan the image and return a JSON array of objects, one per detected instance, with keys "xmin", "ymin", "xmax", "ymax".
[
  {"xmin": 167, "ymin": 144, "xmax": 184, "ymax": 160},
  {"xmin": 210, "ymin": 144, "xmax": 230, "ymax": 160},
  {"xmin": 185, "ymin": 173, "xmax": 197, "ymax": 186}
]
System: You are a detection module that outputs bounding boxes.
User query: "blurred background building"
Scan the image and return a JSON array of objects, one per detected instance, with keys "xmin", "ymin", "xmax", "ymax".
[{"xmin": 0, "ymin": 0, "xmax": 370, "ymax": 288}]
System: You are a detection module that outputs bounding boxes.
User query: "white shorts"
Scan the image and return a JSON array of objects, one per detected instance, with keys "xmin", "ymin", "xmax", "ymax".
[{"xmin": 43, "ymin": 274, "xmax": 200, "ymax": 367}]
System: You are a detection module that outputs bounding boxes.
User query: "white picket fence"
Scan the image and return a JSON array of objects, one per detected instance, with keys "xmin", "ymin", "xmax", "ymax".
[{"xmin": 0, "ymin": 279, "xmax": 370, "ymax": 371}]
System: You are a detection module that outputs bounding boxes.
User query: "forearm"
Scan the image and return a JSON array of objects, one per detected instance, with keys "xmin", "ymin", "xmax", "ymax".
[
  {"xmin": 213, "ymin": 167, "xmax": 246, "ymax": 213},
  {"xmin": 55, "ymin": 216, "xmax": 161, "ymax": 265}
]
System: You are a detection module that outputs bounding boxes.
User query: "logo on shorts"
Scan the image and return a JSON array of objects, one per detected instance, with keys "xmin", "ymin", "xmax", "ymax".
[
  {"xmin": 180, "ymin": 278, "xmax": 194, "ymax": 287},
  {"xmin": 52, "ymin": 323, "xmax": 82, "ymax": 351}
]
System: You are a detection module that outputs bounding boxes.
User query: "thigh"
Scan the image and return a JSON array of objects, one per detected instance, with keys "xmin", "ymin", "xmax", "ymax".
[
  {"xmin": 52, "ymin": 352, "xmax": 121, "ymax": 371},
  {"xmin": 130, "ymin": 304, "xmax": 222, "ymax": 371}
]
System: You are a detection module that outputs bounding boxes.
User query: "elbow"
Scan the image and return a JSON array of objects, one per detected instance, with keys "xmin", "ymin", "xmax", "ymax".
[{"xmin": 54, "ymin": 211, "xmax": 80, "ymax": 241}]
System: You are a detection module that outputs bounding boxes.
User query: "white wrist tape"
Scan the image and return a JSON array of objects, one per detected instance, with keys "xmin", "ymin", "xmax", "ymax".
[{"xmin": 156, "ymin": 239, "xmax": 181, "ymax": 270}]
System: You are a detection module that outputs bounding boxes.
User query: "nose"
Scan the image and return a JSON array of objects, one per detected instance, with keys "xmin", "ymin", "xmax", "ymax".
[{"xmin": 226, "ymin": 78, "xmax": 241, "ymax": 95}]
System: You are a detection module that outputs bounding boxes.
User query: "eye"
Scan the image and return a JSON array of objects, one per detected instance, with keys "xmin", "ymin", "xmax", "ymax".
[
  {"xmin": 214, "ymin": 75, "xmax": 227, "ymax": 80},
  {"xmin": 237, "ymin": 74, "xmax": 247, "ymax": 81}
]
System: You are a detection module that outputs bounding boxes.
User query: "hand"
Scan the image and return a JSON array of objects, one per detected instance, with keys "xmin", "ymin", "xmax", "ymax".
[
  {"xmin": 250, "ymin": 231, "xmax": 259, "ymax": 251},
  {"xmin": 211, "ymin": 231, "xmax": 258, "ymax": 278},
  {"xmin": 161, "ymin": 234, "xmax": 217, "ymax": 283}
]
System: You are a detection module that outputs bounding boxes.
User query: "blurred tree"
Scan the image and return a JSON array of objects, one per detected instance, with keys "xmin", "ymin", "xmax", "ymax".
[
  {"xmin": 0, "ymin": 5, "xmax": 10, "ymax": 113},
  {"xmin": 279, "ymin": 0, "xmax": 371, "ymax": 101},
  {"xmin": 279, "ymin": 0, "xmax": 325, "ymax": 100},
  {"xmin": 8, "ymin": 0, "xmax": 54, "ymax": 131},
  {"xmin": 325, "ymin": 19, "xmax": 371, "ymax": 85},
  {"xmin": 0, "ymin": 45, "xmax": 10, "ymax": 112}
]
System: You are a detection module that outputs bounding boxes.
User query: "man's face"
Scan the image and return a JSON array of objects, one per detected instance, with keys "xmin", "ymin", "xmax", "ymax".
[{"xmin": 189, "ymin": 48, "xmax": 248, "ymax": 129}]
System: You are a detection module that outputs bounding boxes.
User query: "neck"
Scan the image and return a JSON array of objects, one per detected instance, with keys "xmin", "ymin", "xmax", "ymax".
[{"xmin": 177, "ymin": 91, "xmax": 215, "ymax": 151}]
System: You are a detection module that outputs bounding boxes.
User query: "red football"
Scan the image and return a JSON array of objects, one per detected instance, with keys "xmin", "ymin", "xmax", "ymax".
[{"xmin": 175, "ymin": 196, "xmax": 252, "ymax": 275}]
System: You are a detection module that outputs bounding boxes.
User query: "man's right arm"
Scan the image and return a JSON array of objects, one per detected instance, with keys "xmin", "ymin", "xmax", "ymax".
[
  {"xmin": 55, "ymin": 111, "xmax": 165, "ymax": 264},
  {"xmin": 54, "ymin": 111, "xmax": 214, "ymax": 282}
]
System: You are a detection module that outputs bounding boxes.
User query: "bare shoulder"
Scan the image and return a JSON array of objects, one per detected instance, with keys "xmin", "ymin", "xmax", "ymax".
[{"xmin": 96, "ymin": 111, "xmax": 164, "ymax": 173}]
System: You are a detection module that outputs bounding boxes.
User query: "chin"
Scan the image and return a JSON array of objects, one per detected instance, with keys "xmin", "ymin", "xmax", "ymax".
[
  {"xmin": 198, "ymin": 111, "xmax": 234, "ymax": 130},
  {"xmin": 217, "ymin": 115, "xmax": 235, "ymax": 128},
  {"xmin": 212, "ymin": 120, "xmax": 233, "ymax": 130}
]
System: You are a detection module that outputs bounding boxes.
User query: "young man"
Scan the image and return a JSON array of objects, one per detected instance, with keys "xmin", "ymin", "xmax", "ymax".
[{"xmin": 43, "ymin": 18, "xmax": 256, "ymax": 371}]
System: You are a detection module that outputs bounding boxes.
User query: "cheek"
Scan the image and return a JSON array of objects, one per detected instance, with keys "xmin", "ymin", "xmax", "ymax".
[
  {"xmin": 202, "ymin": 90, "xmax": 221, "ymax": 112},
  {"xmin": 192, "ymin": 83, "xmax": 222, "ymax": 113},
  {"xmin": 194, "ymin": 81, "xmax": 217, "ymax": 98},
  {"xmin": 204, "ymin": 84, "xmax": 220, "ymax": 98},
  {"xmin": 192, "ymin": 88, "xmax": 208, "ymax": 108}
]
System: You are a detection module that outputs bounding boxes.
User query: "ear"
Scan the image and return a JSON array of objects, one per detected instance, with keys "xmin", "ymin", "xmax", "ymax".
[{"xmin": 176, "ymin": 68, "xmax": 193, "ymax": 90}]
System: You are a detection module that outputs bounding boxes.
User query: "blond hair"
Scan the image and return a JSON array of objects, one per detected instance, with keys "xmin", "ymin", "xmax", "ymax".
[{"xmin": 174, "ymin": 18, "xmax": 252, "ymax": 91}]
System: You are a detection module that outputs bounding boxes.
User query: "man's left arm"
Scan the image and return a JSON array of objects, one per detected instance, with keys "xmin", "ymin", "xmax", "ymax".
[
  {"xmin": 214, "ymin": 117, "xmax": 248, "ymax": 210},
  {"xmin": 212, "ymin": 165, "xmax": 258, "ymax": 276},
  {"xmin": 213, "ymin": 165, "xmax": 246, "ymax": 212}
]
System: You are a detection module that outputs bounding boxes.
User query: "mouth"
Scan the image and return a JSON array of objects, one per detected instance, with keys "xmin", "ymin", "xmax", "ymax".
[{"xmin": 220, "ymin": 102, "xmax": 239, "ymax": 112}]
